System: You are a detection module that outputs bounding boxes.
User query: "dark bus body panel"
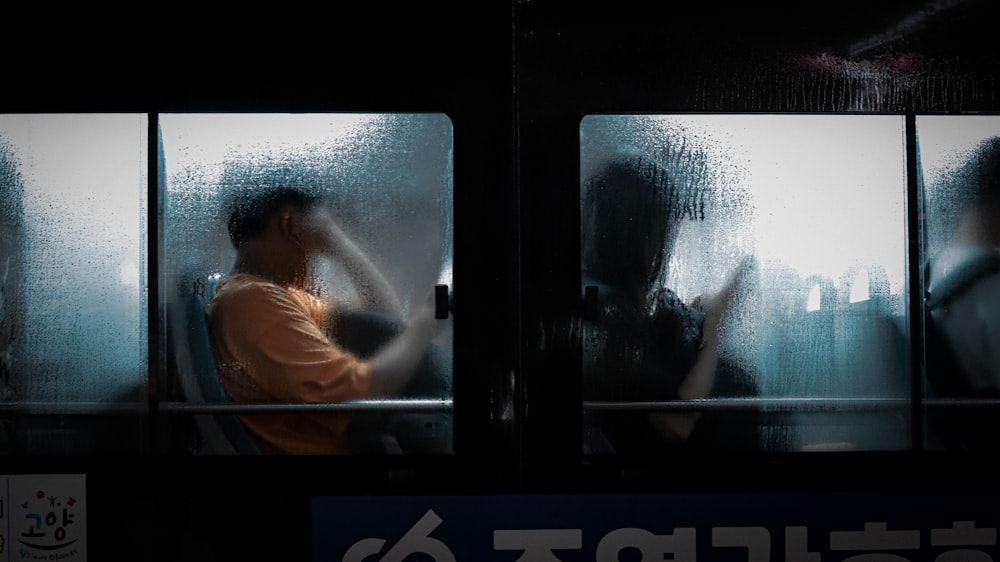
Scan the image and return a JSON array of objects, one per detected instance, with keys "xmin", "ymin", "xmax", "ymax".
[{"xmin": 2, "ymin": 2, "xmax": 1000, "ymax": 560}]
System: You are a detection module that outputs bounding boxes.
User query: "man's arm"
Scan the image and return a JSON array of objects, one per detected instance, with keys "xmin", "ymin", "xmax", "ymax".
[
  {"xmin": 298, "ymin": 206, "xmax": 405, "ymax": 318},
  {"xmin": 648, "ymin": 256, "xmax": 755, "ymax": 442},
  {"xmin": 366, "ymin": 288, "xmax": 439, "ymax": 397},
  {"xmin": 328, "ymin": 220, "xmax": 405, "ymax": 318},
  {"xmin": 295, "ymin": 205, "xmax": 441, "ymax": 397}
]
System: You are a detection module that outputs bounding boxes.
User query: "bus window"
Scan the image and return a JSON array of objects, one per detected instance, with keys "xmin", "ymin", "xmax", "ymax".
[
  {"xmin": 916, "ymin": 115, "xmax": 1000, "ymax": 451},
  {"xmin": 159, "ymin": 113, "xmax": 455, "ymax": 456},
  {"xmin": 0, "ymin": 114, "xmax": 149, "ymax": 455},
  {"xmin": 579, "ymin": 114, "xmax": 910, "ymax": 454}
]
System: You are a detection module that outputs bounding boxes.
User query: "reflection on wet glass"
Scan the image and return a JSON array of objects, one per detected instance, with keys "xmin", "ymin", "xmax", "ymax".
[
  {"xmin": 918, "ymin": 116, "xmax": 1000, "ymax": 451},
  {"xmin": 159, "ymin": 113, "xmax": 454, "ymax": 455},
  {"xmin": 580, "ymin": 114, "xmax": 911, "ymax": 453},
  {"xmin": 0, "ymin": 114, "xmax": 148, "ymax": 455}
]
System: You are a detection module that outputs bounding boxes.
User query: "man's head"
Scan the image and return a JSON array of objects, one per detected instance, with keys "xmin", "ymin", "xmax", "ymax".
[
  {"xmin": 581, "ymin": 151, "xmax": 705, "ymax": 298},
  {"xmin": 224, "ymin": 186, "xmax": 343, "ymax": 287},
  {"xmin": 226, "ymin": 187, "xmax": 323, "ymax": 249}
]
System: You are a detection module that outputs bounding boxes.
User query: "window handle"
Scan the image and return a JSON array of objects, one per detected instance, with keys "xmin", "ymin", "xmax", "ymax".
[
  {"xmin": 584, "ymin": 285, "xmax": 599, "ymax": 321},
  {"xmin": 435, "ymin": 284, "xmax": 450, "ymax": 319}
]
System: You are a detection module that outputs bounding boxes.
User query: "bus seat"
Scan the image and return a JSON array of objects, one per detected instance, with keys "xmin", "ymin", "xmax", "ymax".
[
  {"xmin": 167, "ymin": 273, "xmax": 259, "ymax": 456},
  {"xmin": 186, "ymin": 289, "xmax": 262, "ymax": 455}
]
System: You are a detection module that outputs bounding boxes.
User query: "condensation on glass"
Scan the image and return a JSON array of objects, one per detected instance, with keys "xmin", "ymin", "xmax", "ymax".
[
  {"xmin": 580, "ymin": 114, "xmax": 911, "ymax": 454},
  {"xmin": 159, "ymin": 113, "xmax": 454, "ymax": 455},
  {"xmin": 916, "ymin": 116, "xmax": 1000, "ymax": 451},
  {"xmin": 0, "ymin": 114, "xmax": 149, "ymax": 455}
]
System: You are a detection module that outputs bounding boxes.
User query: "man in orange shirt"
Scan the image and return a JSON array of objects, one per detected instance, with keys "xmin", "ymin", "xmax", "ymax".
[{"xmin": 207, "ymin": 187, "xmax": 439, "ymax": 454}]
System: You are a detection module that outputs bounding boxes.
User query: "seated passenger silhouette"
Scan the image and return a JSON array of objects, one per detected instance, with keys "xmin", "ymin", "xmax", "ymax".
[
  {"xmin": 578, "ymin": 151, "xmax": 760, "ymax": 454},
  {"xmin": 207, "ymin": 187, "xmax": 441, "ymax": 454}
]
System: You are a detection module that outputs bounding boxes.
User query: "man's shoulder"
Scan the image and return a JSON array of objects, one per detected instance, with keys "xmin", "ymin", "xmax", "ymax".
[
  {"xmin": 211, "ymin": 274, "xmax": 290, "ymax": 310},
  {"xmin": 211, "ymin": 274, "xmax": 322, "ymax": 323},
  {"xmin": 216, "ymin": 273, "xmax": 273, "ymax": 293}
]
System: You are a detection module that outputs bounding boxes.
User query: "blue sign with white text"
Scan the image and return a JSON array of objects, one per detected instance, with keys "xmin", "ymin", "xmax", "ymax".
[{"xmin": 311, "ymin": 490, "xmax": 1000, "ymax": 561}]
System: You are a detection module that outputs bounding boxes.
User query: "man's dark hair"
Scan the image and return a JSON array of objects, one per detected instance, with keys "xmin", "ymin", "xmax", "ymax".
[
  {"xmin": 962, "ymin": 135, "xmax": 1000, "ymax": 210},
  {"xmin": 226, "ymin": 187, "xmax": 321, "ymax": 249},
  {"xmin": 927, "ymin": 135, "xmax": 1000, "ymax": 250},
  {"xmin": 581, "ymin": 152, "xmax": 705, "ymax": 298}
]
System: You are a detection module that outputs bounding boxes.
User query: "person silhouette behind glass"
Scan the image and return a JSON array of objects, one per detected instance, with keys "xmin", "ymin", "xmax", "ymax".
[
  {"xmin": 579, "ymin": 151, "xmax": 760, "ymax": 454},
  {"xmin": 207, "ymin": 186, "xmax": 442, "ymax": 455},
  {"xmin": 925, "ymin": 135, "xmax": 1000, "ymax": 450}
]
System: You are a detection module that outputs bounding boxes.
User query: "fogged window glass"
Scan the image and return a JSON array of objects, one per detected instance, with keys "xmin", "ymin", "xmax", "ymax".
[
  {"xmin": 0, "ymin": 114, "xmax": 148, "ymax": 455},
  {"xmin": 159, "ymin": 113, "xmax": 454, "ymax": 456},
  {"xmin": 917, "ymin": 116, "xmax": 1000, "ymax": 451},
  {"xmin": 580, "ymin": 114, "xmax": 910, "ymax": 454}
]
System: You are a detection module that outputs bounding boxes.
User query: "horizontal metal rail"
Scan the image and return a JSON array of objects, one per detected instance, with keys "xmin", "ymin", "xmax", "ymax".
[
  {"xmin": 584, "ymin": 397, "xmax": 1000, "ymax": 413},
  {"xmin": 160, "ymin": 399, "xmax": 454, "ymax": 414},
  {"xmin": 0, "ymin": 399, "xmax": 453, "ymax": 415},
  {"xmin": 2, "ymin": 397, "xmax": 996, "ymax": 416}
]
